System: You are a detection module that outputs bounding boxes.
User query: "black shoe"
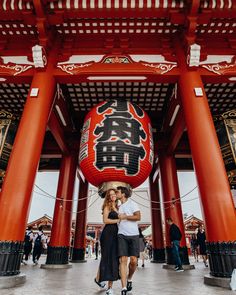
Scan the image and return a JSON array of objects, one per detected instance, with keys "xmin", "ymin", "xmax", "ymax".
[
  {"xmin": 126, "ymin": 281, "xmax": 132, "ymax": 291},
  {"xmin": 121, "ymin": 289, "xmax": 127, "ymax": 295},
  {"xmin": 94, "ymin": 278, "xmax": 106, "ymax": 288},
  {"xmin": 142, "ymin": 264, "xmax": 144, "ymax": 267},
  {"xmin": 175, "ymin": 267, "xmax": 184, "ymax": 272}
]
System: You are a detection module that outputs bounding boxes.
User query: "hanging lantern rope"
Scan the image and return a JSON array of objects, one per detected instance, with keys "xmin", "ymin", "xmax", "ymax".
[
  {"xmin": 132, "ymin": 195, "xmax": 199, "ymax": 211},
  {"xmin": 133, "ymin": 185, "xmax": 198, "ymax": 204},
  {"xmin": 33, "ymin": 183, "xmax": 199, "ymax": 214},
  {"xmin": 63, "ymin": 195, "xmax": 101, "ymax": 214},
  {"xmin": 34, "ymin": 183, "xmax": 198, "ymax": 204},
  {"xmin": 34, "ymin": 184, "xmax": 97, "ymax": 202},
  {"xmin": 34, "ymin": 184, "xmax": 100, "ymax": 214}
]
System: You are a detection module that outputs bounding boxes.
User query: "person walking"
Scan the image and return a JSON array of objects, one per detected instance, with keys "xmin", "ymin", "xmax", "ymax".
[
  {"xmin": 116, "ymin": 186, "xmax": 141, "ymax": 295},
  {"xmin": 138, "ymin": 227, "xmax": 146, "ymax": 267},
  {"xmin": 190, "ymin": 233, "xmax": 199, "ymax": 262},
  {"xmin": 22, "ymin": 226, "xmax": 34, "ymax": 264},
  {"xmin": 197, "ymin": 225, "xmax": 208, "ymax": 267},
  {"xmin": 94, "ymin": 188, "xmax": 120, "ymax": 295},
  {"xmin": 95, "ymin": 239, "xmax": 99, "ymax": 260},
  {"xmin": 32, "ymin": 226, "xmax": 47, "ymax": 265},
  {"xmin": 166, "ymin": 217, "xmax": 184, "ymax": 272}
]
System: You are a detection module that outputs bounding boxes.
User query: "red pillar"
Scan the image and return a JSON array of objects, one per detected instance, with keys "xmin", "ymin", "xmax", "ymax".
[
  {"xmin": 149, "ymin": 176, "xmax": 165, "ymax": 263},
  {"xmin": 159, "ymin": 153, "xmax": 189, "ymax": 265},
  {"xmin": 176, "ymin": 43, "xmax": 236, "ymax": 277},
  {"xmin": 71, "ymin": 177, "xmax": 88, "ymax": 262},
  {"xmin": 0, "ymin": 60, "xmax": 56, "ymax": 276},
  {"xmin": 45, "ymin": 154, "xmax": 77, "ymax": 265}
]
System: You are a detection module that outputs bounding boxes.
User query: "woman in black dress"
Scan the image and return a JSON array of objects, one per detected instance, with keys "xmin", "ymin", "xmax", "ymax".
[
  {"xmin": 197, "ymin": 226, "xmax": 208, "ymax": 267},
  {"xmin": 95, "ymin": 188, "xmax": 120, "ymax": 295}
]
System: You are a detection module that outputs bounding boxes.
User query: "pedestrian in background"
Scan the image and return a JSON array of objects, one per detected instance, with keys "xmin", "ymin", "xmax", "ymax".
[
  {"xmin": 138, "ymin": 227, "xmax": 146, "ymax": 267},
  {"xmin": 166, "ymin": 217, "xmax": 184, "ymax": 272},
  {"xmin": 22, "ymin": 226, "xmax": 34, "ymax": 264},
  {"xmin": 32, "ymin": 226, "xmax": 47, "ymax": 265},
  {"xmin": 197, "ymin": 225, "xmax": 208, "ymax": 267}
]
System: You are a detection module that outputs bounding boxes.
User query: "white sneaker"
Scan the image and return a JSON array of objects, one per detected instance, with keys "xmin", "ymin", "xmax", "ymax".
[{"xmin": 105, "ymin": 288, "xmax": 114, "ymax": 295}]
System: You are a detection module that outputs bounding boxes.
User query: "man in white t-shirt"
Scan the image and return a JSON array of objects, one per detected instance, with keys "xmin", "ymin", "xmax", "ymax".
[{"xmin": 116, "ymin": 186, "xmax": 141, "ymax": 295}]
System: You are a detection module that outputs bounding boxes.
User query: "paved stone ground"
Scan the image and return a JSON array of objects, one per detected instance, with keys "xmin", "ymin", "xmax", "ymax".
[{"xmin": 1, "ymin": 256, "xmax": 235, "ymax": 295}]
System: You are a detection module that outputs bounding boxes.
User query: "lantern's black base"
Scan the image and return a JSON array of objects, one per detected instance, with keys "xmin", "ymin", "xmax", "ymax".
[
  {"xmin": 46, "ymin": 246, "xmax": 69, "ymax": 265},
  {"xmin": 151, "ymin": 248, "xmax": 166, "ymax": 263},
  {"xmin": 0, "ymin": 241, "xmax": 24, "ymax": 276},
  {"xmin": 71, "ymin": 248, "xmax": 86, "ymax": 262},
  {"xmin": 166, "ymin": 246, "xmax": 190, "ymax": 265},
  {"xmin": 207, "ymin": 241, "xmax": 236, "ymax": 278}
]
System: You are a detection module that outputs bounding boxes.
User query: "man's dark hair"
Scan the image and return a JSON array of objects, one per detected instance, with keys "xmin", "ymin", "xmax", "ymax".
[
  {"xmin": 166, "ymin": 217, "xmax": 173, "ymax": 222},
  {"xmin": 28, "ymin": 226, "xmax": 32, "ymax": 230},
  {"xmin": 117, "ymin": 186, "xmax": 131, "ymax": 198},
  {"xmin": 38, "ymin": 226, "xmax": 43, "ymax": 231}
]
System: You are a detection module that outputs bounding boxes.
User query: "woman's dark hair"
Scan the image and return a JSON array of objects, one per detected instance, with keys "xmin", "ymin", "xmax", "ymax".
[{"xmin": 117, "ymin": 186, "xmax": 130, "ymax": 198}]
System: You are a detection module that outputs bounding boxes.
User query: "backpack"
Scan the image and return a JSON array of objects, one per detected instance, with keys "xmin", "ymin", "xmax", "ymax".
[
  {"xmin": 24, "ymin": 231, "xmax": 32, "ymax": 245},
  {"xmin": 34, "ymin": 233, "xmax": 43, "ymax": 247}
]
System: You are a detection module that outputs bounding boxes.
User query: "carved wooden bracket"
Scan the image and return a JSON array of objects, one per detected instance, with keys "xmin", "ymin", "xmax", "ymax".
[
  {"xmin": 141, "ymin": 62, "xmax": 177, "ymax": 74},
  {"xmin": 57, "ymin": 63, "xmax": 94, "ymax": 75},
  {"xmin": 201, "ymin": 56, "xmax": 236, "ymax": 75},
  {"xmin": 0, "ymin": 64, "xmax": 32, "ymax": 76}
]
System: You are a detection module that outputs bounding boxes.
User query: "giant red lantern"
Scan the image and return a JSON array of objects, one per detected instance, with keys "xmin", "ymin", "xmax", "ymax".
[{"xmin": 79, "ymin": 100, "xmax": 153, "ymax": 194}]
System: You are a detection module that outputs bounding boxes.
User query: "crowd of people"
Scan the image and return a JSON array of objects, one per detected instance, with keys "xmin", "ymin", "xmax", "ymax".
[{"xmin": 22, "ymin": 225, "xmax": 48, "ymax": 266}]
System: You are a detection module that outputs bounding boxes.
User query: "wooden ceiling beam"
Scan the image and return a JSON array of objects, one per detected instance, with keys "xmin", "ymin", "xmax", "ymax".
[{"xmin": 47, "ymin": 110, "xmax": 70, "ymax": 154}]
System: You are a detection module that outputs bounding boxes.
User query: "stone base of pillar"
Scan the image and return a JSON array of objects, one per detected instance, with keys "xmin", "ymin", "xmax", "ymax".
[
  {"xmin": 0, "ymin": 273, "xmax": 26, "ymax": 289},
  {"xmin": 0, "ymin": 241, "xmax": 24, "ymax": 276},
  {"xmin": 207, "ymin": 241, "xmax": 236, "ymax": 278},
  {"xmin": 166, "ymin": 246, "xmax": 190, "ymax": 265},
  {"xmin": 71, "ymin": 248, "xmax": 86, "ymax": 262},
  {"xmin": 204, "ymin": 274, "xmax": 231, "ymax": 289},
  {"xmin": 162, "ymin": 264, "xmax": 195, "ymax": 270},
  {"xmin": 151, "ymin": 248, "xmax": 166, "ymax": 263},
  {"xmin": 46, "ymin": 246, "xmax": 69, "ymax": 265},
  {"xmin": 41, "ymin": 264, "xmax": 72, "ymax": 269}
]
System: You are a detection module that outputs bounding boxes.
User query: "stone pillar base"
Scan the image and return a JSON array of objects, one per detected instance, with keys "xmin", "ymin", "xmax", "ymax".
[
  {"xmin": 46, "ymin": 246, "xmax": 69, "ymax": 265},
  {"xmin": 166, "ymin": 246, "xmax": 190, "ymax": 265},
  {"xmin": 207, "ymin": 241, "xmax": 236, "ymax": 278},
  {"xmin": 71, "ymin": 248, "xmax": 86, "ymax": 262},
  {"xmin": 0, "ymin": 273, "xmax": 26, "ymax": 289},
  {"xmin": 70, "ymin": 259, "xmax": 87, "ymax": 263},
  {"xmin": 204, "ymin": 274, "xmax": 231, "ymax": 289},
  {"xmin": 162, "ymin": 264, "xmax": 195, "ymax": 270},
  {"xmin": 151, "ymin": 248, "xmax": 166, "ymax": 263},
  {"xmin": 41, "ymin": 264, "xmax": 72, "ymax": 269}
]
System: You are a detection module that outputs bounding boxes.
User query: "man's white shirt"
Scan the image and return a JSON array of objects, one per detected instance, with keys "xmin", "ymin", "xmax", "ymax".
[{"xmin": 118, "ymin": 198, "xmax": 140, "ymax": 236}]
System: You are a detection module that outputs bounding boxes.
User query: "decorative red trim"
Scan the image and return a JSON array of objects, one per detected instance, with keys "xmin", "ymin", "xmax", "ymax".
[
  {"xmin": 201, "ymin": 56, "xmax": 236, "ymax": 75},
  {"xmin": 0, "ymin": 64, "xmax": 32, "ymax": 76},
  {"xmin": 57, "ymin": 63, "xmax": 94, "ymax": 75},
  {"xmin": 142, "ymin": 62, "xmax": 177, "ymax": 74}
]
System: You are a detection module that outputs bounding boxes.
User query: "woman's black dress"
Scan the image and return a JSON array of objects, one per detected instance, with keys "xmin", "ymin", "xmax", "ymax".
[
  {"xmin": 197, "ymin": 231, "xmax": 207, "ymax": 255},
  {"xmin": 99, "ymin": 210, "xmax": 119, "ymax": 282}
]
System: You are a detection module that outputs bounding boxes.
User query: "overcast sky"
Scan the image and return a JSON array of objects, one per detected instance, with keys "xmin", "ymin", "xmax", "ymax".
[{"xmin": 28, "ymin": 171, "xmax": 202, "ymax": 223}]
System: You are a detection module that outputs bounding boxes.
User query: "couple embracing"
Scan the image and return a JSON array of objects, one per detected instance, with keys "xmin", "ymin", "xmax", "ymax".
[{"xmin": 95, "ymin": 186, "xmax": 141, "ymax": 295}]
